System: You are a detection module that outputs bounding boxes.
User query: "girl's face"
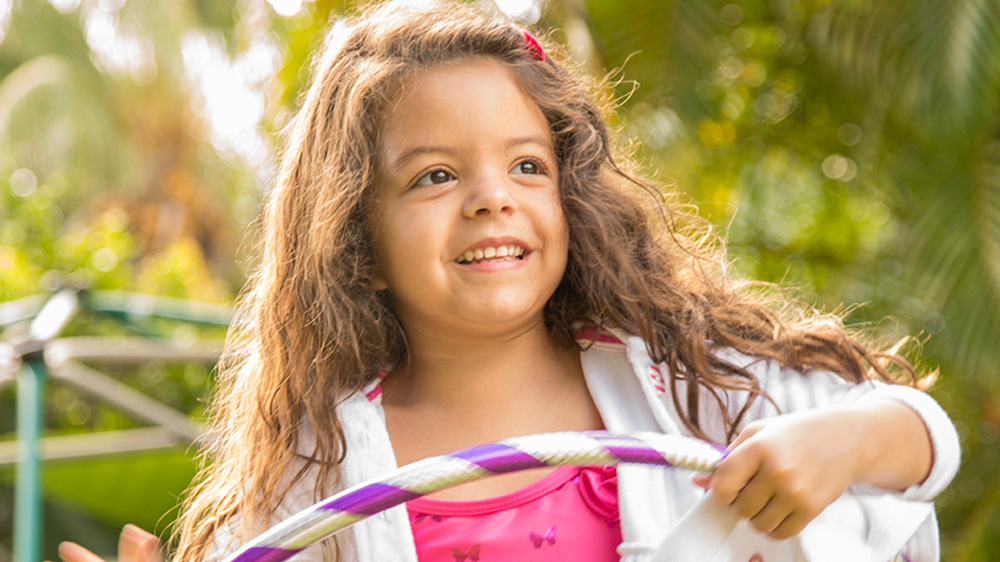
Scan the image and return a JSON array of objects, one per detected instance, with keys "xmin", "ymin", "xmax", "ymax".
[{"xmin": 370, "ymin": 60, "xmax": 569, "ymax": 339}]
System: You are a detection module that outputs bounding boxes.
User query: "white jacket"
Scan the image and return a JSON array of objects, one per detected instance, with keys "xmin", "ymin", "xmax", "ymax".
[{"xmin": 228, "ymin": 329, "xmax": 961, "ymax": 562}]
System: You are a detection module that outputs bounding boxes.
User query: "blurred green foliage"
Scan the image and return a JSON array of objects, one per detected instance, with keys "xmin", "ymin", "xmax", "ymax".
[
  {"xmin": 1, "ymin": 0, "xmax": 999, "ymax": 559},
  {"xmin": 2, "ymin": 172, "xmax": 137, "ymax": 300}
]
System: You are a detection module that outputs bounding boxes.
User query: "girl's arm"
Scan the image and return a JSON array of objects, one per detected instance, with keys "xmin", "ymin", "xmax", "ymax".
[{"xmin": 696, "ymin": 399, "xmax": 933, "ymax": 539}]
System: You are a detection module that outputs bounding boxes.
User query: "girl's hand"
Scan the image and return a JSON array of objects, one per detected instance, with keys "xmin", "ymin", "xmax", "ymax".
[
  {"xmin": 694, "ymin": 408, "xmax": 857, "ymax": 539},
  {"xmin": 57, "ymin": 524, "xmax": 162, "ymax": 562},
  {"xmin": 692, "ymin": 401, "xmax": 932, "ymax": 540}
]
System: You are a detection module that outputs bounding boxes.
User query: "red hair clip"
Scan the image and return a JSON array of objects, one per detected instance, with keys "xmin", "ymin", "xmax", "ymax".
[{"xmin": 523, "ymin": 29, "xmax": 545, "ymax": 62}]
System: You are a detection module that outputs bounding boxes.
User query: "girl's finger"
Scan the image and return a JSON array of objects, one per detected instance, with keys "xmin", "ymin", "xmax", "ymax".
[
  {"xmin": 727, "ymin": 474, "xmax": 774, "ymax": 520},
  {"xmin": 748, "ymin": 497, "xmax": 793, "ymax": 536},
  {"xmin": 58, "ymin": 542, "xmax": 106, "ymax": 562},
  {"xmin": 768, "ymin": 509, "xmax": 813, "ymax": 540},
  {"xmin": 119, "ymin": 525, "xmax": 162, "ymax": 562},
  {"xmin": 708, "ymin": 442, "xmax": 763, "ymax": 506}
]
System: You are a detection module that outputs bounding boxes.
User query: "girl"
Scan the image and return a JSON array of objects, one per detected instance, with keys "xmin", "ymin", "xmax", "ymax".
[{"xmin": 59, "ymin": 1, "xmax": 959, "ymax": 561}]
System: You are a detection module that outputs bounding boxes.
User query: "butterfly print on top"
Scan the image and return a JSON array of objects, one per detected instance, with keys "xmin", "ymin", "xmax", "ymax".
[
  {"xmin": 528, "ymin": 526, "xmax": 556, "ymax": 548},
  {"xmin": 450, "ymin": 544, "xmax": 480, "ymax": 562}
]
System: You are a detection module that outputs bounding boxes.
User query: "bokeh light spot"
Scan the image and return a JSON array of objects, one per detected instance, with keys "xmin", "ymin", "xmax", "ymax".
[
  {"xmin": 838, "ymin": 122, "xmax": 863, "ymax": 146},
  {"xmin": 720, "ymin": 4, "xmax": 743, "ymax": 26},
  {"xmin": 91, "ymin": 247, "xmax": 119, "ymax": 272},
  {"xmin": 10, "ymin": 168, "xmax": 38, "ymax": 198},
  {"xmin": 268, "ymin": 0, "xmax": 303, "ymax": 17},
  {"xmin": 822, "ymin": 154, "xmax": 857, "ymax": 182}
]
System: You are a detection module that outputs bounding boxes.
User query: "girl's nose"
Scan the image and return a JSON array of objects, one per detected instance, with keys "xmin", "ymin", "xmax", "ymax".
[{"xmin": 462, "ymin": 173, "xmax": 517, "ymax": 217}]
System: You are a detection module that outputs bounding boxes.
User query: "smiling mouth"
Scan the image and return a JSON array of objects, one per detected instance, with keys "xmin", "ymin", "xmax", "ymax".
[{"xmin": 455, "ymin": 244, "xmax": 526, "ymax": 265}]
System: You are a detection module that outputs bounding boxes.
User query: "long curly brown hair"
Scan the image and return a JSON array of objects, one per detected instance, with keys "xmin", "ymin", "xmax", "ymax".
[{"xmin": 171, "ymin": 1, "xmax": 919, "ymax": 560}]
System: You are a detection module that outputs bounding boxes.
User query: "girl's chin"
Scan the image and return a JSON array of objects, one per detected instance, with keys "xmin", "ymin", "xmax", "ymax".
[
  {"xmin": 393, "ymin": 289, "xmax": 560, "ymax": 339},
  {"xmin": 430, "ymin": 307, "xmax": 549, "ymax": 338},
  {"xmin": 459, "ymin": 309, "xmax": 545, "ymax": 332}
]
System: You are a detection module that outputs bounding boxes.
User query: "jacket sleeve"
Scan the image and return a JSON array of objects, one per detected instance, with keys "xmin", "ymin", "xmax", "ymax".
[
  {"xmin": 649, "ymin": 349, "xmax": 960, "ymax": 561},
  {"xmin": 699, "ymin": 348, "xmax": 961, "ymax": 501}
]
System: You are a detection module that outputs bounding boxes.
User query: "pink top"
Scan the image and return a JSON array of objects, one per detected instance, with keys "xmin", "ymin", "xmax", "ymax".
[{"xmin": 406, "ymin": 465, "xmax": 622, "ymax": 562}]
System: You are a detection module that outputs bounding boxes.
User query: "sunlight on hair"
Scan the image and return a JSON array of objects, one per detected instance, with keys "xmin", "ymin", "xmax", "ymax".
[
  {"xmin": 387, "ymin": 0, "xmax": 442, "ymax": 11},
  {"xmin": 318, "ymin": 18, "xmax": 350, "ymax": 67},
  {"xmin": 494, "ymin": 0, "xmax": 541, "ymax": 24}
]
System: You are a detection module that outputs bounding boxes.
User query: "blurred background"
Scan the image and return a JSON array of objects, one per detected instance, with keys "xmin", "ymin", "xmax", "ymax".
[{"xmin": 0, "ymin": 0, "xmax": 998, "ymax": 559}]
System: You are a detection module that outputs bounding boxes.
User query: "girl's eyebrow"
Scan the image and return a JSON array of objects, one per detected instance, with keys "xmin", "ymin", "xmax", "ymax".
[
  {"xmin": 387, "ymin": 145, "xmax": 451, "ymax": 174},
  {"xmin": 386, "ymin": 134, "xmax": 554, "ymax": 174},
  {"xmin": 504, "ymin": 134, "xmax": 554, "ymax": 153}
]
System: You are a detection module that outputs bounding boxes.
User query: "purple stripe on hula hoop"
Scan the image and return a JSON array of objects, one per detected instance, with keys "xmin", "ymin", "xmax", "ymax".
[
  {"xmin": 588, "ymin": 433, "xmax": 670, "ymax": 465},
  {"xmin": 606, "ymin": 444, "xmax": 670, "ymax": 465},
  {"xmin": 713, "ymin": 442, "xmax": 731, "ymax": 461},
  {"xmin": 319, "ymin": 483, "xmax": 421, "ymax": 515},
  {"xmin": 229, "ymin": 546, "xmax": 302, "ymax": 562},
  {"xmin": 451, "ymin": 442, "xmax": 548, "ymax": 473}
]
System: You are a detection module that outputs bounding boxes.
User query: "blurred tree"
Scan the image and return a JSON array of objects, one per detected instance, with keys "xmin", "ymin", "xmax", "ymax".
[
  {"xmin": 0, "ymin": 0, "xmax": 251, "ymax": 297},
  {"xmin": 0, "ymin": 0, "xmax": 245, "ymax": 558},
  {"xmin": 556, "ymin": 0, "xmax": 1000, "ymax": 558}
]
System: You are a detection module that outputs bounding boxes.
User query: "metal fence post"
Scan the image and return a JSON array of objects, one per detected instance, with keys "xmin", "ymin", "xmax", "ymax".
[
  {"xmin": 13, "ymin": 361, "xmax": 46, "ymax": 562},
  {"xmin": 1, "ymin": 290, "xmax": 228, "ymax": 560},
  {"xmin": 12, "ymin": 290, "xmax": 79, "ymax": 562}
]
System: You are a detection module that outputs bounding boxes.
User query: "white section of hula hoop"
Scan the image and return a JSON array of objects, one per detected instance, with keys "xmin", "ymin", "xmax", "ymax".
[{"xmin": 380, "ymin": 455, "xmax": 492, "ymax": 495}]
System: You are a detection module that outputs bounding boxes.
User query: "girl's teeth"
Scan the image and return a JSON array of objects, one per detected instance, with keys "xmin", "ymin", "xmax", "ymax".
[{"xmin": 458, "ymin": 245, "xmax": 525, "ymax": 263}]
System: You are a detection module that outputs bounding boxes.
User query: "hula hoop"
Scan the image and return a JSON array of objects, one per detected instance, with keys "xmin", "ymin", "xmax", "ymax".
[{"xmin": 224, "ymin": 430, "xmax": 724, "ymax": 562}]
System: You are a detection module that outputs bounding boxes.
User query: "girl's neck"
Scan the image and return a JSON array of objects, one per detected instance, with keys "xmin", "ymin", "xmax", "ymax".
[
  {"xmin": 381, "ymin": 318, "xmax": 603, "ymax": 479},
  {"xmin": 384, "ymin": 319, "xmax": 580, "ymax": 410}
]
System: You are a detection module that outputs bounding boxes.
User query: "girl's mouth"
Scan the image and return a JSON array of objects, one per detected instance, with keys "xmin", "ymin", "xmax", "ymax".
[{"xmin": 455, "ymin": 244, "xmax": 526, "ymax": 265}]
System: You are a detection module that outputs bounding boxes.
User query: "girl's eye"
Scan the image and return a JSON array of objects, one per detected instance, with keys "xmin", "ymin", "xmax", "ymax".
[
  {"xmin": 511, "ymin": 160, "xmax": 545, "ymax": 175},
  {"xmin": 413, "ymin": 169, "xmax": 455, "ymax": 187}
]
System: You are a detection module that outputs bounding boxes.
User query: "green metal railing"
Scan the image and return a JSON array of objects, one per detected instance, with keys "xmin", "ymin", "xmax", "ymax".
[{"xmin": 0, "ymin": 290, "xmax": 232, "ymax": 562}]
